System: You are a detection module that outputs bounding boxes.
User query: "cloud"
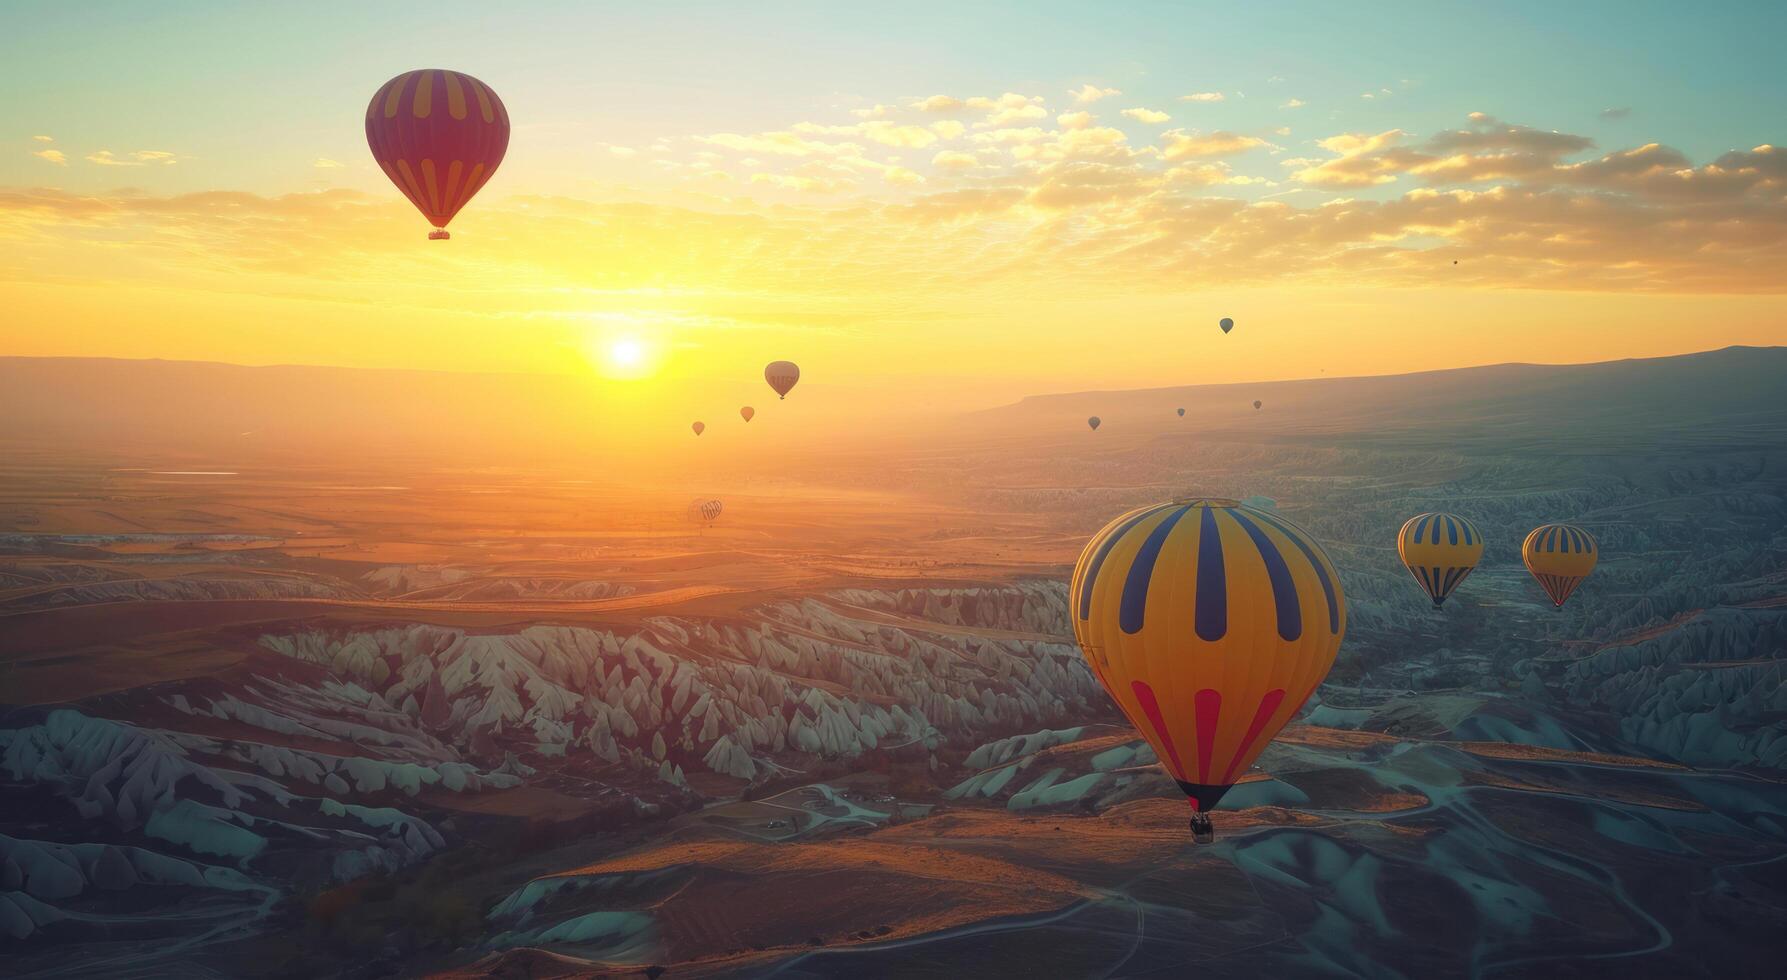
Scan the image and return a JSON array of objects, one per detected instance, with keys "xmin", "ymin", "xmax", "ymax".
[
  {"xmin": 913, "ymin": 95, "xmax": 966, "ymax": 113},
  {"xmin": 698, "ymin": 131, "xmax": 860, "ymax": 157},
  {"xmin": 607, "ymin": 146, "xmax": 637, "ymax": 158},
  {"xmin": 84, "ymin": 149, "xmax": 181, "ymax": 167},
  {"xmin": 969, "ymin": 93, "xmax": 1049, "ymax": 127},
  {"xmin": 5, "ymin": 105, "xmax": 1782, "ymax": 302},
  {"xmin": 1069, "ymin": 84, "xmax": 1121, "ymax": 104},
  {"xmin": 930, "ymin": 120, "xmax": 965, "ymax": 139},
  {"xmin": 794, "ymin": 120, "xmax": 940, "ymax": 148},
  {"xmin": 1291, "ymin": 130, "xmax": 1417, "ymax": 187},
  {"xmin": 32, "ymin": 149, "xmax": 68, "ymax": 165},
  {"xmin": 1121, "ymin": 107, "xmax": 1171, "ymax": 125},
  {"xmin": 1290, "ymin": 115, "xmax": 1602, "ymax": 188},
  {"xmin": 749, "ymin": 172, "xmax": 853, "ymax": 193},
  {"xmin": 313, "ymin": 157, "xmax": 344, "ymax": 168},
  {"xmin": 852, "ymin": 104, "xmax": 895, "ymax": 120},
  {"xmin": 1601, "ymin": 107, "xmax": 1632, "ymax": 120},
  {"xmin": 931, "ymin": 150, "xmax": 978, "ymax": 171},
  {"xmin": 1180, "ymin": 92, "xmax": 1226, "ymax": 103},
  {"xmin": 32, "ymin": 135, "xmax": 54, "ymax": 142},
  {"xmin": 1160, "ymin": 130, "xmax": 1268, "ymax": 160},
  {"xmin": 1281, "ymin": 98, "xmax": 1306, "ymax": 109}
]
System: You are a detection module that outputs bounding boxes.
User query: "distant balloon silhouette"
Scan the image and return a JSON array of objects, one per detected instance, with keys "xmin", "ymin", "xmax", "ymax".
[
  {"xmin": 691, "ymin": 421, "xmax": 705, "ymax": 436},
  {"xmin": 765, "ymin": 361, "xmax": 800, "ymax": 399},
  {"xmin": 365, "ymin": 70, "xmax": 510, "ymax": 240},
  {"xmin": 1177, "ymin": 407, "xmax": 1186, "ymax": 417},
  {"xmin": 1253, "ymin": 400, "xmax": 1262, "ymax": 410},
  {"xmin": 1220, "ymin": 318, "xmax": 1234, "ymax": 334},
  {"xmin": 1523, "ymin": 524, "xmax": 1598, "ymax": 609},
  {"xmin": 1088, "ymin": 416, "xmax": 1101, "ymax": 431},
  {"xmin": 689, "ymin": 498, "xmax": 723, "ymax": 524},
  {"xmin": 740, "ymin": 406, "xmax": 755, "ymax": 422}
]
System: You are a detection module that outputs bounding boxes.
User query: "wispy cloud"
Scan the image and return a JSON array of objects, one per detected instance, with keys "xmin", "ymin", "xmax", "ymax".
[
  {"xmin": 1160, "ymin": 130, "xmax": 1268, "ymax": 160},
  {"xmin": 1180, "ymin": 92, "xmax": 1226, "ymax": 103},
  {"xmin": 1600, "ymin": 106, "xmax": 1632, "ymax": 120},
  {"xmin": 84, "ymin": 149, "xmax": 182, "ymax": 167},
  {"xmin": 32, "ymin": 148, "xmax": 68, "ymax": 165},
  {"xmin": 1121, "ymin": 107, "xmax": 1171, "ymax": 125},
  {"xmin": 1281, "ymin": 98, "xmax": 1306, "ymax": 109},
  {"xmin": 313, "ymin": 157, "xmax": 344, "ymax": 168},
  {"xmin": 1069, "ymin": 84, "xmax": 1121, "ymax": 104}
]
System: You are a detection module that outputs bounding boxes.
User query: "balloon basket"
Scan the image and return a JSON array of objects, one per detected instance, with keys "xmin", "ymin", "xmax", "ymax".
[{"xmin": 429, "ymin": 228, "xmax": 450, "ymax": 241}]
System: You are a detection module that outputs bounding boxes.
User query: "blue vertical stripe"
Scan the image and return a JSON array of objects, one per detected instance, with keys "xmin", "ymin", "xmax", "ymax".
[
  {"xmin": 1445, "ymin": 516, "xmax": 1459, "ymax": 545},
  {"xmin": 1461, "ymin": 519, "xmax": 1474, "ymax": 546},
  {"xmin": 1227, "ymin": 509, "xmax": 1302, "ymax": 641},
  {"xmin": 1078, "ymin": 506, "xmax": 1159, "ymax": 620},
  {"xmin": 1119, "ymin": 506, "xmax": 1191, "ymax": 634},
  {"xmin": 1195, "ymin": 506, "xmax": 1228, "ymax": 642},
  {"xmin": 1252, "ymin": 510, "xmax": 1340, "ymax": 635}
]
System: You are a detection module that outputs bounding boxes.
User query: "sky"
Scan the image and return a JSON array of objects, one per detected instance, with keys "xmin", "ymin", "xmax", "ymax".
[{"xmin": 3, "ymin": 0, "xmax": 1784, "ymax": 412}]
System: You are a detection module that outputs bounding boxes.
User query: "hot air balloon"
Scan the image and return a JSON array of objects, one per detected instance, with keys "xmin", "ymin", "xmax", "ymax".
[
  {"xmin": 1523, "ymin": 524, "xmax": 1597, "ymax": 609},
  {"xmin": 691, "ymin": 421, "xmax": 705, "ymax": 436},
  {"xmin": 1220, "ymin": 318, "xmax": 1234, "ymax": 334},
  {"xmin": 740, "ymin": 406, "xmax": 755, "ymax": 422},
  {"xmin": 1088, "ymin": 416, "xmax": 1101, "ymax": 431},
  {"xmin": 365, "ymin": 70, "xmax": 510, "ymax": 240},
  {"xmin": 1396, "ymin": 513, "xmax": 1483, "ymax": 609},
  {"xmin": 1071, "ymin": 498, "xmax": 1346, "ymax": 841},
  {"xmin": 765, "ymin": 361, "xmax": 800, "ymax": 399},
  {"xmin": 688, "ymin": 498, "xmax": 723, "ymax": 524},
  {"xmin": 1177, "ymin": 408, "xmax": 1186, "ymax": 417},
  {"xmin": 1253, "ymin": 400, "xmax": 1263, "ymax": 410}
]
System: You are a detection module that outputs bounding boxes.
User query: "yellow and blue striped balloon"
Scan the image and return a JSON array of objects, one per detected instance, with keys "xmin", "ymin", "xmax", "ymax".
[
  {"xmin": 1523, "ymin": 523, "xmax": 1598, "ymax": 608},
  {"xmin": 1070, "ymin": 498, "xmax": 1346, "ymax": 814},
  {"xmin": 1396, "ymin": 512, "xmax": 1484, "ymax": 608}
]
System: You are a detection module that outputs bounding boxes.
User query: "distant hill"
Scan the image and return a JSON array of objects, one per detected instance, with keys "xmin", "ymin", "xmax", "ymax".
[
  {"xmin": 968, "ymin": 346, "xmax": 1787, "ymax": 453},
  {"xmin": 3, "ymin": 347, "xmax": 1784, "ymax": 464}
]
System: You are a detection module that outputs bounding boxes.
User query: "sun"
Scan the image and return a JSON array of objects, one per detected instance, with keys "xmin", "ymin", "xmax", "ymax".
[
  {"xmin": 588, "ymin": 332, "xmax": 662, "ymax": 380},
  {"xmin": 610, "ymin": 338, "xmax": 644, "ymax": 368}
]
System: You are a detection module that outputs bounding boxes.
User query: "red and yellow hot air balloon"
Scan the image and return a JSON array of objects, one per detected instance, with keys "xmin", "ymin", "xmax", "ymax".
[
  {"xmin": 691, "ymin": 421, "xmax": 705, "ymax": 436},
  {"xmin": 1396, "ymin": 512, "xmax": 1484, "ymax": 609},
  {"xmin": 740, "ymin": 406, "xmax": 755, "ymax": 422},
  {"xmin": 1070, "ymin": 498, "xmax": 1346, "ymax": 841},
  {"xmin": 365, "ymin": 69, "xmax": 510, "ymax": 240},
  {"xmin": 765, "ymin": 361, "xmax": 800, "ymax": 399},
  {"xmin": 1523, "ymin": 523, "xmax": 1598, "ymax": 609}
]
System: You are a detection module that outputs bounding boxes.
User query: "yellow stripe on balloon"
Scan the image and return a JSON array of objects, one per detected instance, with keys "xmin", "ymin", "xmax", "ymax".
[
  {"xmin": 444, "ymin": 71, "xmax": 467, "ymax": 120},
  {"xmin": 468, "ymin": 77, "xmax": 495, "ymax": 124},
  {"xmin": 383, "ymin": 73, "xmax": 409, "ymax": 119},
  {"xmin": 420, "ymin": 159, "xmax": 441, "ymax": 215},
  {"xmin": 412, "ymin": 70, "xmax": 435, "ymax": 118}
]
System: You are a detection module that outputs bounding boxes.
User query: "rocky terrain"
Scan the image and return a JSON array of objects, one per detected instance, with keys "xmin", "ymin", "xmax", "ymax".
[{"xmin": 2, "ymin": 348, "xmax": 1785, "ymax": 976}]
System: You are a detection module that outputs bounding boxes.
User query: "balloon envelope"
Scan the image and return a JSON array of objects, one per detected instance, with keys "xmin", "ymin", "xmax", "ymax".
[
  {"xmin": 1253, "ymin": 400, "xmax": 1263, "ymax": 410},
  {"xmin": 1177, "ymin": 407, "xmax": 1186, "ymax": 417},
  {"xmin": 691, "ymin": 421, "xmax": 705, "ymax": 436},
  {"xmin": 1523, "ymin": 524, "xmax": 1598, "ymax": 607},
  {"xmin": 1088, "ymin": 416, "xmax": 1101, "ymax": 430},
  {"xmin": 1220, "ymin": 318, "xmax": 1234, "ymax": 334},
  {"xmin": 765, "ymin": 361, "xmax": 800, "ymax": 399},
  {"xmin": 1071, "ymin": 498, "xmax": 1346, "ymax": 813},
  {"xmin": 689, "ymin": 498, "xmax": 723, "ymax": 523},
  {"xmin": 740, "ymin": 406, "xmax": 755, "ymax": 422},
  {"xmin": 365, "ymin": 70, "xmax": 510, "ymax": 239},
  {"xmin": 1397, "ymin": 513, "xmax": 1484, "ymax": 608}
]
